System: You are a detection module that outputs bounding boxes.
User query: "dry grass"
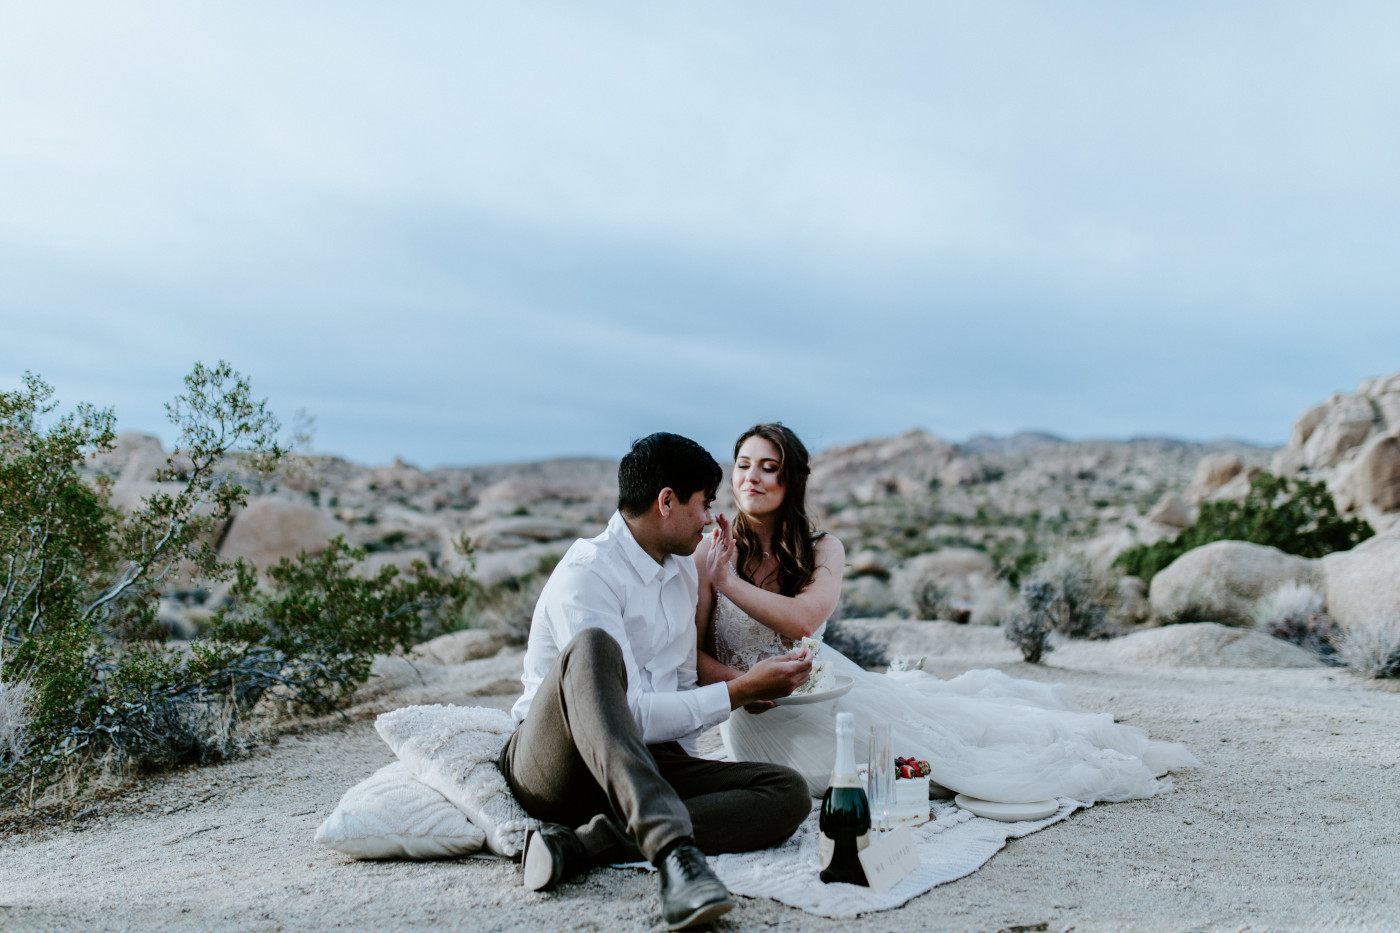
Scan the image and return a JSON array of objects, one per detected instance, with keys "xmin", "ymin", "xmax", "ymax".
[{"xmin": 1336, "ymin": 616, "xmax": 1400, "ymax": 678}]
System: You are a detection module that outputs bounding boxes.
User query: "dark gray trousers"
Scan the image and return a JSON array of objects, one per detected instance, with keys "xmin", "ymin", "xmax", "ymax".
[{"xmin": 499, "ymin": 627, "xmax": 811, "ymax": 865}]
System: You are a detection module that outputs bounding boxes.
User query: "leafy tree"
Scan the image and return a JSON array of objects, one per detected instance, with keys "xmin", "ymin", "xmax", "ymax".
[
  {"xmin": 1115, "ymin": 472, "xmax": 1374, "ymax": 585},
  {"xmin": 1, "ymin": 365, "xmax": 472, "ymax": 808}
]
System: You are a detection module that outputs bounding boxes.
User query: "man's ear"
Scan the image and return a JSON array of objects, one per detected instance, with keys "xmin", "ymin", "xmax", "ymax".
[{"xmin": 656, "ymin": 487, "xmax": 676, "ymax": 517}]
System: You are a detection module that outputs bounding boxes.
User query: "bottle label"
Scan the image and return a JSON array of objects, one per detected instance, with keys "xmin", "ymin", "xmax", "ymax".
[{"xmin": 818, "ymin": 830, "xmax": 871, "ymax": 870}]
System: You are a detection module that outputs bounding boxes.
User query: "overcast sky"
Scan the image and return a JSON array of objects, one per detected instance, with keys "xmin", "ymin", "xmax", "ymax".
[{"xmin": 3, "ymin": 2, "xmax": 1398, "ymax": 466}]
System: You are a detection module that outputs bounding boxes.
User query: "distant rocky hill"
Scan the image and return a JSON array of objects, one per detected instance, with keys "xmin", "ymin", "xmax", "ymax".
[
  {"xmin": 83, "ymin": 367, "xmax": 1400, "ymax": 640},
  {"xmin": 81, "ymin": 425, "xmax": 1270, "ymax": 638}
]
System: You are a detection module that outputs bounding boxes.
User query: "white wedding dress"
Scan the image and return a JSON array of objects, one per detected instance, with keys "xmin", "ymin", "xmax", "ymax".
[{"xmin": 714, "ymin": 593, "xmax": 1199, "ymax": 801}]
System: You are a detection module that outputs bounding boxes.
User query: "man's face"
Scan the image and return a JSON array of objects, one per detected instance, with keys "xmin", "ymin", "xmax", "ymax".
[{"xmin": 662, "ymin": 489, "xmax": 714, "ymax": 557}]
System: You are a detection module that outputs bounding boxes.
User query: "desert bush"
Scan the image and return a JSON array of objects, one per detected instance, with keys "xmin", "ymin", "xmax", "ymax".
[
  {"xmin": 1335, "ymin": 618, "xmax": 1400, "ymax": 679},
  {"xmin": 1, "ymin": 365, "xmax": 472, "ymax": 808},
  {"xmin": 1023, "ymin": 551, "xmax": 1118, "ymax": 639},
  {"xmin": 1266, "ymin": 613, "xmax": 1344, "ymax": 666},
  {"xmin": 1005, "ymin": 580, "xmax": 1055, "ymax": 663},
  {"xmin": 911, "ymin": 576, "xmax": 960, "ymax": 622},
  {"xmin": 1252, "ymin": 581, "xmax": 1325, "ymax": 626},
  {"xmin": 1115, "ymin": 472, "xmax": 1373, "ymax": 585},
  {"xmin": 1251, "ymin": 582, "xmax": 1342, "ymax": 664},
  {"xmin": 0, "ymin": 672, "xmax": 33, "ymax": 768},
  {"xmin": 821, "ymin": 620, "xmax": 889, "ymax": 671}
]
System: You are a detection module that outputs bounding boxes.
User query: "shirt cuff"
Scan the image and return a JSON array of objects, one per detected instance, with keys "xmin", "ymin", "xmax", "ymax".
[{"xmin": 694, "ymin": 681, "xmax": 732, "ymax": 730}]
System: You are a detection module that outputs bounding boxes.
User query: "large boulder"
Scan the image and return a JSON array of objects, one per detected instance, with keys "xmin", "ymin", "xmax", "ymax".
[
  {"xmin": 409, "ymin": 629, "xmax": 507, "ymax": 665},
  {"xmin": 889, "ymin": 549, "xmax": 1000, "ymax": 621},
  {"xmin": 1334, "ymin": 430, "xmax": 1400, "ymax": 515},
  {"xmin": 468, "ymin": 516, "xmax": 581, "ymax": 550},
  {"xmin": 1319, "ymin": 530, "xmax": 1400, "ymax": 630},
  {"xmin": 346, "ymin": 649, "xmax": 526, "ymax": 717},
  {"xmin": 1054, "ymin": 622, "xmax": 1321, "ymax": 669},
  {"xmin": 457, "ymin": 541, "xmax": 568, "ymax": 588},
  {"xmin": 1185, "ymin": 454, "xmax": 1247, "ymax": 504},
  {"xmin": 1148, "ymin": 540, "xmax": 1321, "ymax": 626},
  {"xmin": 219, "ymin": 497, "xmax": 349, "ymax": 570},
  {"xmin": 1273, "ymin": 371, "xmax": 1400, "ymax": 530},
  {"xmin": 86, "ymin": 432, "xmax": 168, "ymax": 482},
  {"xmin": 1300, "ymin": 395, "xmax": 1379, "ymax": 470},
  {"xmin": 1147, "ymin": 492, "xmax": 1192, "ymax": 528}
]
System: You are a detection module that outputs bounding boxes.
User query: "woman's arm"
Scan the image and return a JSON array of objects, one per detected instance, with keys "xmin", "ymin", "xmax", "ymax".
[
  {"xmin": 694, "ymin": 534, "xmax": 733, "ymax": 685},
  {"xmin": 695, "ymin": 528, "xmax": 797, "ymax": 711},
  {"xmin": 712, "ymin": 534, "xmax": 845, "ymax": 641}
]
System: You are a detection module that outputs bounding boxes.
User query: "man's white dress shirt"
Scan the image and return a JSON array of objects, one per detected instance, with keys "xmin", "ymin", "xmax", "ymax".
[{"xmin": 511, "ymin": 511, "xmax": 732, "ymax": 753}]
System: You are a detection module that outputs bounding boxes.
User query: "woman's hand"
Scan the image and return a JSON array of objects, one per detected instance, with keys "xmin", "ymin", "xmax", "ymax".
[
  {"xmin": 713, "ymin": 534, "xmax": 845, "ymax": 642},
  {"xmin": 705, "ymin": 513, "xmax": 736, "ymax": 595}
]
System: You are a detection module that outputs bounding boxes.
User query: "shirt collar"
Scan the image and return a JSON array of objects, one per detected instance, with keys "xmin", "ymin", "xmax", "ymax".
[{"xmin": 608, "ymin": 510, "xmax": 680, "ymax": 584}]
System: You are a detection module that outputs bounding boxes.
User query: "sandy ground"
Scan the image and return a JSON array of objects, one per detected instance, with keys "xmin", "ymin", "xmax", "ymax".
[{"xmin": 3, "ymin": 633, "xmax": 1399, "ymax": 933}]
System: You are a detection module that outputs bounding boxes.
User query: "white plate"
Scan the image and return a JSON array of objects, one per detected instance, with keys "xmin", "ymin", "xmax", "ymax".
[
  {"xmin": 773, "ymin": 675, "xmax": 854, "ymax": 706},
  {"xmin": 954, "ymin": 794, "xmax": 1059, "ymax": 823}
]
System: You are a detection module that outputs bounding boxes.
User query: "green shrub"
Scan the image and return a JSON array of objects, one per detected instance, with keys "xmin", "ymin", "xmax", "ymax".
[
  {"xmin": 1, "ymin": 365, "xmax": 472, "ymax": 808},
  {"xmin": 1115, "ymin": 472, "xmax": 1373, "ymax": 585}
]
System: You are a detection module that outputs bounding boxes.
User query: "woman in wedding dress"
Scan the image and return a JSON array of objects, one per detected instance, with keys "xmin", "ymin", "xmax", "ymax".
[{"xmin": 694, "ymin": 423, "xmax": 1198, "ymax": 801}]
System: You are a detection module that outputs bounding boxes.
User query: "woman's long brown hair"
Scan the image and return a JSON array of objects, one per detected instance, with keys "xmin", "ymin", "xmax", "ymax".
[{"xmin": 731, "ymin": 423, "xmax": 823, "ymax": 596}]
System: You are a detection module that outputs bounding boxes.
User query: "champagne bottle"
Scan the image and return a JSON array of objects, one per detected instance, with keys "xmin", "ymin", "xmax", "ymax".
[{"xmin": 818, "ymin": 712, "xmax": 871, "ymax": 885}]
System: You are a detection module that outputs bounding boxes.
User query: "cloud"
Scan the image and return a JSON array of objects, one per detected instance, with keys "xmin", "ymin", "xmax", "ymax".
[{"xmin": 3, "ymin": 2, "xmax": 1399, "ymax": 465}]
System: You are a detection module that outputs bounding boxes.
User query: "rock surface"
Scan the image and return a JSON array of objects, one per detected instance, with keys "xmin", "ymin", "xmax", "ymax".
[
  {"xmin": 1319, "ymin": 529, "xmax": 1400, "ymax": 629},
  {"xmin": 1053, "ymin": 622, "xmax": 1321, "ymax": 669},
  {"xmin": 1146, "ymin": 492, "xmax": 1192, "ymax": 527},
  {"xmin": 1147, "ymin": 528, "xmax": 1400, "ymax": 633},
  {"xmin": 218, "ymin": 497, "xmax": 350, "ymax": 570},
  {"xmin": 408, "ymin": 629, "xmax": 507, "ymax": 665},
  {"xmin": 1148, "ymin": 541, "xmax": 1320, "ymax": 626},
  {"xmin": 1185, "ymin": 453, "xmax": 1248, "ymax": 504},
  {"xmin": 1273, "ymin": 369, "xmax": 1400, "ymax": 531}
]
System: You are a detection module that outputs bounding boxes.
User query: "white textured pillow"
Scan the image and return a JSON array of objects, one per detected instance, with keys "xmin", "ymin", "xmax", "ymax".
[
  {"xmin": 376, "ymin": 704, "xmax": 537, "ymax": 858},
  {"xmin": 315, "ymin": 761, "xmax": 486, "ymax": 860}
]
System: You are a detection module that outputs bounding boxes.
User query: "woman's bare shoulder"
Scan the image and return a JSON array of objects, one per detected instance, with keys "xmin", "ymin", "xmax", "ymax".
[{"xmin": 813, "ymin": 532, "xmax": 845, "ymax": 562}]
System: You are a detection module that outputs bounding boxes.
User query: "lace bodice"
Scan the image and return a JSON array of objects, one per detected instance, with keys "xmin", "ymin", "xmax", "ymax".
[{"xmin": 711, "ymin": 589, "xmax": 826, "ymax": 672}]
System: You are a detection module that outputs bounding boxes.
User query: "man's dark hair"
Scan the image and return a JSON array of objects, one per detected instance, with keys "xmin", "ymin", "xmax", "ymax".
[{"xmin": 617, "ymin": 433, "xmax": 722, "ymax": 517}]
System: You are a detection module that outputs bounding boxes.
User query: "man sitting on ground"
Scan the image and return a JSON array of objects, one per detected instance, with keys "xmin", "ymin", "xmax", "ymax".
[{"xmin": 500, "ymin": 432, "xmax": 814, "ymax": 930}]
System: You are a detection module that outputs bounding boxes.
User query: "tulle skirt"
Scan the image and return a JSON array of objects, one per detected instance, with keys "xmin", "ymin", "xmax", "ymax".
[{"xmin": 721, "ymin": 647, "xmax": 1199, "ymax": 801}]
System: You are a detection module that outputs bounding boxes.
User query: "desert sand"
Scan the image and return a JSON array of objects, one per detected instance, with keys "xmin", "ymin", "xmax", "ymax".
[{"xmin": 2, "ymin": 628, "xmax": 1397, "ymax": 933}]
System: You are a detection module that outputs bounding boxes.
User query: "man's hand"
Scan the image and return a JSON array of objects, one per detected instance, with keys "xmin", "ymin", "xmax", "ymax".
[{"xmin": 727, "ymin": 647, "xmax": 813, "ymax": 712}]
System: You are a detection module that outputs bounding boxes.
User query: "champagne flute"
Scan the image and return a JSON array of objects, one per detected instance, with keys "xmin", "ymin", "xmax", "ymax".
[{"xmin": 867, "ymin": 724, "xmax": 893, "ymax": 833}]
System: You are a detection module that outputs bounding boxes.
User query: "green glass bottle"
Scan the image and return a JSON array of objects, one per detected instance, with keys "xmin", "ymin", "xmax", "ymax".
[{"xmin": 818, "ymin": 712, "xmax": 871, "ymax": 886}]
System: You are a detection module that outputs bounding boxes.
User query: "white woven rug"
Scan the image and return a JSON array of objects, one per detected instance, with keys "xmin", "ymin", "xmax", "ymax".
[{"xmin": 624, "ymin": 797, "xmax": 1081, "ymax": 918}]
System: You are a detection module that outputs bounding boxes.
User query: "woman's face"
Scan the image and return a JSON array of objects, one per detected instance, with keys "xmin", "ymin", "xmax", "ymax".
[{"xmin": 733, "ymin": 435, "xmax": 786, "ymax": 518}]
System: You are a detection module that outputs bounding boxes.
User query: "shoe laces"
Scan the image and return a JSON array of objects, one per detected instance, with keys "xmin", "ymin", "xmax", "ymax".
[{"xmin": 670, "ymin": 845, "xmax": 709, "ymax": 882}]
